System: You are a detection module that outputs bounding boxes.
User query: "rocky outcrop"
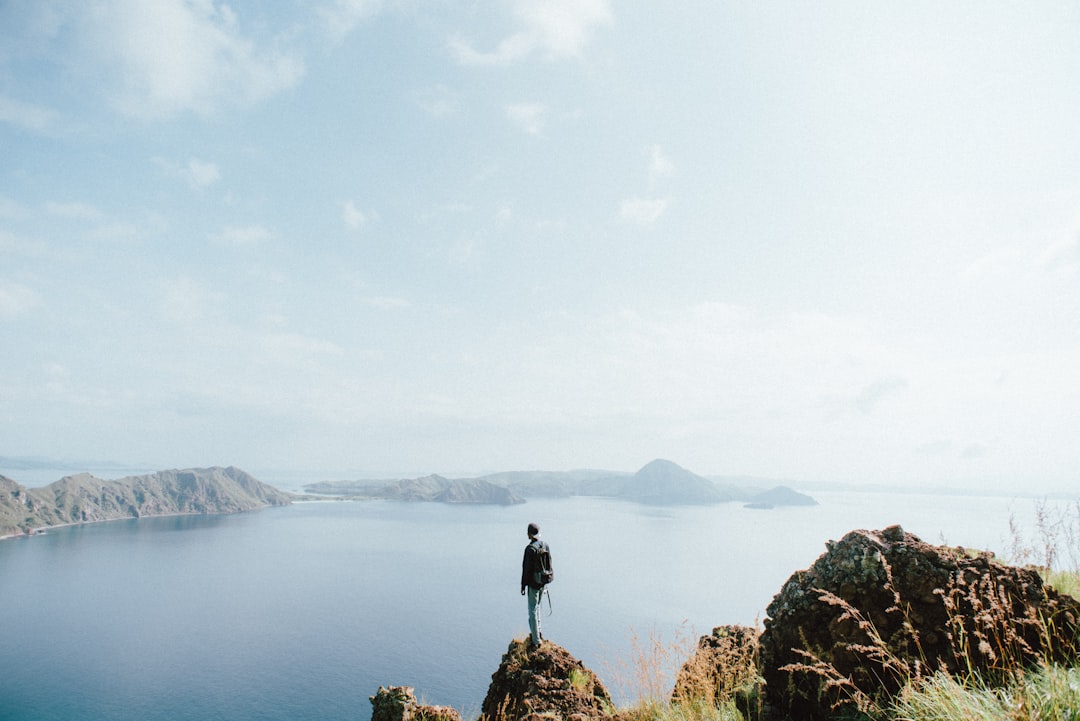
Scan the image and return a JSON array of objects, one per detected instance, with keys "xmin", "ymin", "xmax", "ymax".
[
  {"xmin": 759, "ymin": 525, "xmax": 1080, "ymax": 720},
  {"xmin": 370, "ymin": 686, "xmax": 461, "ymax": 721},
  {"xmin": 479, "ymin": 639, "xmax": 613, "ymax": 721},
  {"xmin": 671, "ymin": 625, "xmax": 760, "ymax": 710}
]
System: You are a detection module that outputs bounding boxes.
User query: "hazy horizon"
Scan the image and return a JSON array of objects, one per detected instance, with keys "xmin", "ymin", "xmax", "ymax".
[
  {"xmin": 0, "ymin": 454, "xmax": 1073, "ymax": 501},
  {"xmin": 3, "ymin": 3, "xmax": 1079, "ymax": 494}
]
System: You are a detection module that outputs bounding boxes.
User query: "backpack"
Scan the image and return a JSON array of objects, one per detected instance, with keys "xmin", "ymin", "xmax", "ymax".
[{"xmin": 531, "ymin": 540, "xmax": 554, "ymax": 587}]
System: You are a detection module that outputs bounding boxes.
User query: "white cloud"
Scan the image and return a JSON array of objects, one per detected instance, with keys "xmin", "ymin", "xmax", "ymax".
[
  {"xmin": 519, "ymin": 0, "xmax": 613, "ymax": 56},
  {"xmin": 965, "ymin": 248, "xmax": 1018, "ymax": 279},
  {"xmin": 412, "ymin": 84, "xmax": 459, "ymax": 117},
  {"xmin": 619, "ymin": 147, "xmax": 675, "ymax": 224},
  {"xmin": 319, "ymin": 0, "xmax": 384, "ymax": 44},
  {"xmin": 505, "ymin": 102, "xmax": 548, "ymax": 135},
  {"xmin": 213, "ymin": 224, "xmax": 272, "ymax": 246},
  {"xmin": 962, "ymin": 235, "xmax": 1080, "ymax": 286},
  {"xmin": 159, "ymin": 275, "xmax": 226, "ymax": 325},
  {"xmin": 619, "ymin": 196, "xmax": 669, "ymax": 225},
  {"xmin": 1036, "ymin": 236, "xmax": 1080, "ymax": 278},
  {"xmin": 258, "ymin": 332, "xmax": 343, "ymax": 367},
  {"xmin": 341, "ymin": 200, "xmax": 375, "ymax": 230},
  {"xmin": 960, "ymin": 443, "xmax": 988, "ymax": 460},
  {"xmin": 247, "ymin": 266, "xmax": 287, "ymax": 285},
  {"xmin": 154, "ymin": 156, "xmax": 221, "ymax": 189},
  {"xmin": 916, "ymin": 440, "xmax": 953, "ymax": 456},
  {"xmin": 181, "ymin": 158, "xmax": 221, "ymax": 189},
  {"xmin": 0, "ymin": 196, "xmax": 23, "ymax": 219},
  {"xmin": 0, "ymin": 282, "xmax": 40, "ymax": 318},
  {"xmin": 0, "ymin": 229, "xmax": 47, "ymax": 258},
  {"xmin": 853, "ymin": 375, "xmax": 908, "ymax": 414},
  {"xmin": 648, "ymin": 144, "xmax": 675, "ymax": 182},
  {"xmin": 43, "ymin": 200, "xmax": 104, "ymax": 220},
  {"xmin": 43, "ymin": 362, "xmax": 70, "ymax": 394},
  {"xmin": 0, "ymin": 94, "xmax": 59, "ymax": 133},
  {"xmin": 89, "ymin": 0, "xmax": 304, "ymax": 119},
  {"xmin": 363, "ymin": 296, "xmax": 410, "ymax": 309},
  {"xmin": 90, "ymin": 221, "xmax": 140, "ymax": 242},
  {"xmin": 450, "ymin": 0, "xmax": 612, "ymax": 65}
]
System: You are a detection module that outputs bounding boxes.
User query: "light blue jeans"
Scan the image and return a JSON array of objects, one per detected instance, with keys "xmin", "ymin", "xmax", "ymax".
[{"xmin": 527, "ymin": 585, "xmax": 544, "ymax": 645}]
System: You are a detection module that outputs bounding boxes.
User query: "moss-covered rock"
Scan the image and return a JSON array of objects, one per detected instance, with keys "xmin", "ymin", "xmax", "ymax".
[{"xmin": 480, "ymin": 639, "xmax": 613, "ymax": 721}]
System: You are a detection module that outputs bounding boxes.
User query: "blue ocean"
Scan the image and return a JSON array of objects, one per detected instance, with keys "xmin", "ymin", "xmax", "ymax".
[{"xmin": 0, "ymin": 483, "xmax": 1066, "ymax": 721}]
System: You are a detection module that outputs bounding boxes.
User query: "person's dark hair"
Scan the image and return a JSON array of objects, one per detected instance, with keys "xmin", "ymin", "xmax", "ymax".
[{"xmin": 527, "ymin": 522, "xmax": 540, "ymax": 537}]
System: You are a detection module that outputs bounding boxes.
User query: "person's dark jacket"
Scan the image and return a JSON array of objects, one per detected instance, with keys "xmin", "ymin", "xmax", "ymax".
[{"xmin": 521, "ymin": 539, "xmax": 548, "ymax": 592}]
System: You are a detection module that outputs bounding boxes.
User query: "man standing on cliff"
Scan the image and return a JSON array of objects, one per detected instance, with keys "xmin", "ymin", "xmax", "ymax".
[{"xmin": 520, "ymin": 522, "xmax": 551, "ymax": 647}]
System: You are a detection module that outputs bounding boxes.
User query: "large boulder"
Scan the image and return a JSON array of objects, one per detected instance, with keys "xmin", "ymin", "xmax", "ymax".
[
  {"xmin": 479, "ymin": 639, "xmax": 613, "ymax": 721},
  {"xmin": 671, "ymin": 625, "xmax": 761, "ymax": 711},
  {"xmin": 759, "ymin": 525, "xmax": 1080, "ymax": 720}
]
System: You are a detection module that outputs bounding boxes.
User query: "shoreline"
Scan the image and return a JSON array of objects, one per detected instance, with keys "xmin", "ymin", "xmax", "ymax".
[{"xmin": 0, "ymin": 504, "xmax": 284, "ymax": 543}]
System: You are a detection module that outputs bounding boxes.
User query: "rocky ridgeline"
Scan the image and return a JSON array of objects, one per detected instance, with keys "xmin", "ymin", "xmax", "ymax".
[
  {"xmin": 371, "ymin": 525, "xmax": 1080, "ymax": 721},
  {"xmin": 0, "ymin": 466, "xmax": 294, "ymax": 538}
]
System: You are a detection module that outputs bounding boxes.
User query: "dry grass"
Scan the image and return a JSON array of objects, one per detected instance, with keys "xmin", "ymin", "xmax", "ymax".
[
  {"xmin": 603, "ymin": 505, "xmax": 1080, "ymax": 721},
  {"xmin": 670, "ymin": 626, "xmax": 761, "ymax": 709},
  {"xmin": 775, "ymin": 504, "xmax": 1080, "ymax": 720},
  {"xmin": 892, "ymin": 664, "xmax": 1080, "ymax": 721},
  {"xmin": 602, "ymin": 623, "xmax": 701, "ymax": 708},
  {"xmin": 600, "ymin": 623, "xmax": 766, "ymax": 721},
  {"xmin": 1008, "ymin": 500, "xmax": 1080, "ymax": 589},
  {"xmin": 621, "ymin": 696, "xmax": 747, "ymax": 721},
  {"xmin": 780, "ymin": 588, "xmax": 1080, "ymax": 719},
  {"xmin": 936, "ymin": 566, "xmax": 1052, "ymax": 685}
]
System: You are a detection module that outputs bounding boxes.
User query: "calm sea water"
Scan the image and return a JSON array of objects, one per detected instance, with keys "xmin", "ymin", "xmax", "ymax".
[{"xmin": 0, "ymin": 486, "xmax": 1069, "ymax": 721}]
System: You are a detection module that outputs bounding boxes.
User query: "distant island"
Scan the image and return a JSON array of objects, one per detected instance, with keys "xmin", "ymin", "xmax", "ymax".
[
  {"xmin": 0, "ymin": 466, "xmax": 294, "ymax": 539},
  {"xmin": 304, "ymin": 474, "xmax": 527, "ymax": 506},
  {"xmin": 0, "ymin": 459, "xmax": 817, "ymax": 538},
  {"xmin": 305, "ymin": 458, "xmax": 818, "ymax": 508}
]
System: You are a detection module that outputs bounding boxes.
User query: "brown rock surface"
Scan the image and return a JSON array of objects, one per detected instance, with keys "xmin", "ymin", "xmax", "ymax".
[
  {"xmin": 370, "ymin": 686, "xmax": 462, "ymax": 721},
  {"xmin": 479, "ymin": 639, "xmax": 613, "ymax": 721},
  {"xmin": 671, "ymin": 624, "xmax": 760, "ymax": 707},
  {"xmin": 759, "ymin": 525, "xmax": 1080, "ymax": 720}
]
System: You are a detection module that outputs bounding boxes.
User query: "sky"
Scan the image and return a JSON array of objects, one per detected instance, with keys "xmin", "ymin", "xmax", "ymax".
[{"xmin": 2, "ymin": 1, "xmax": 1079, "ymax": 493}]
